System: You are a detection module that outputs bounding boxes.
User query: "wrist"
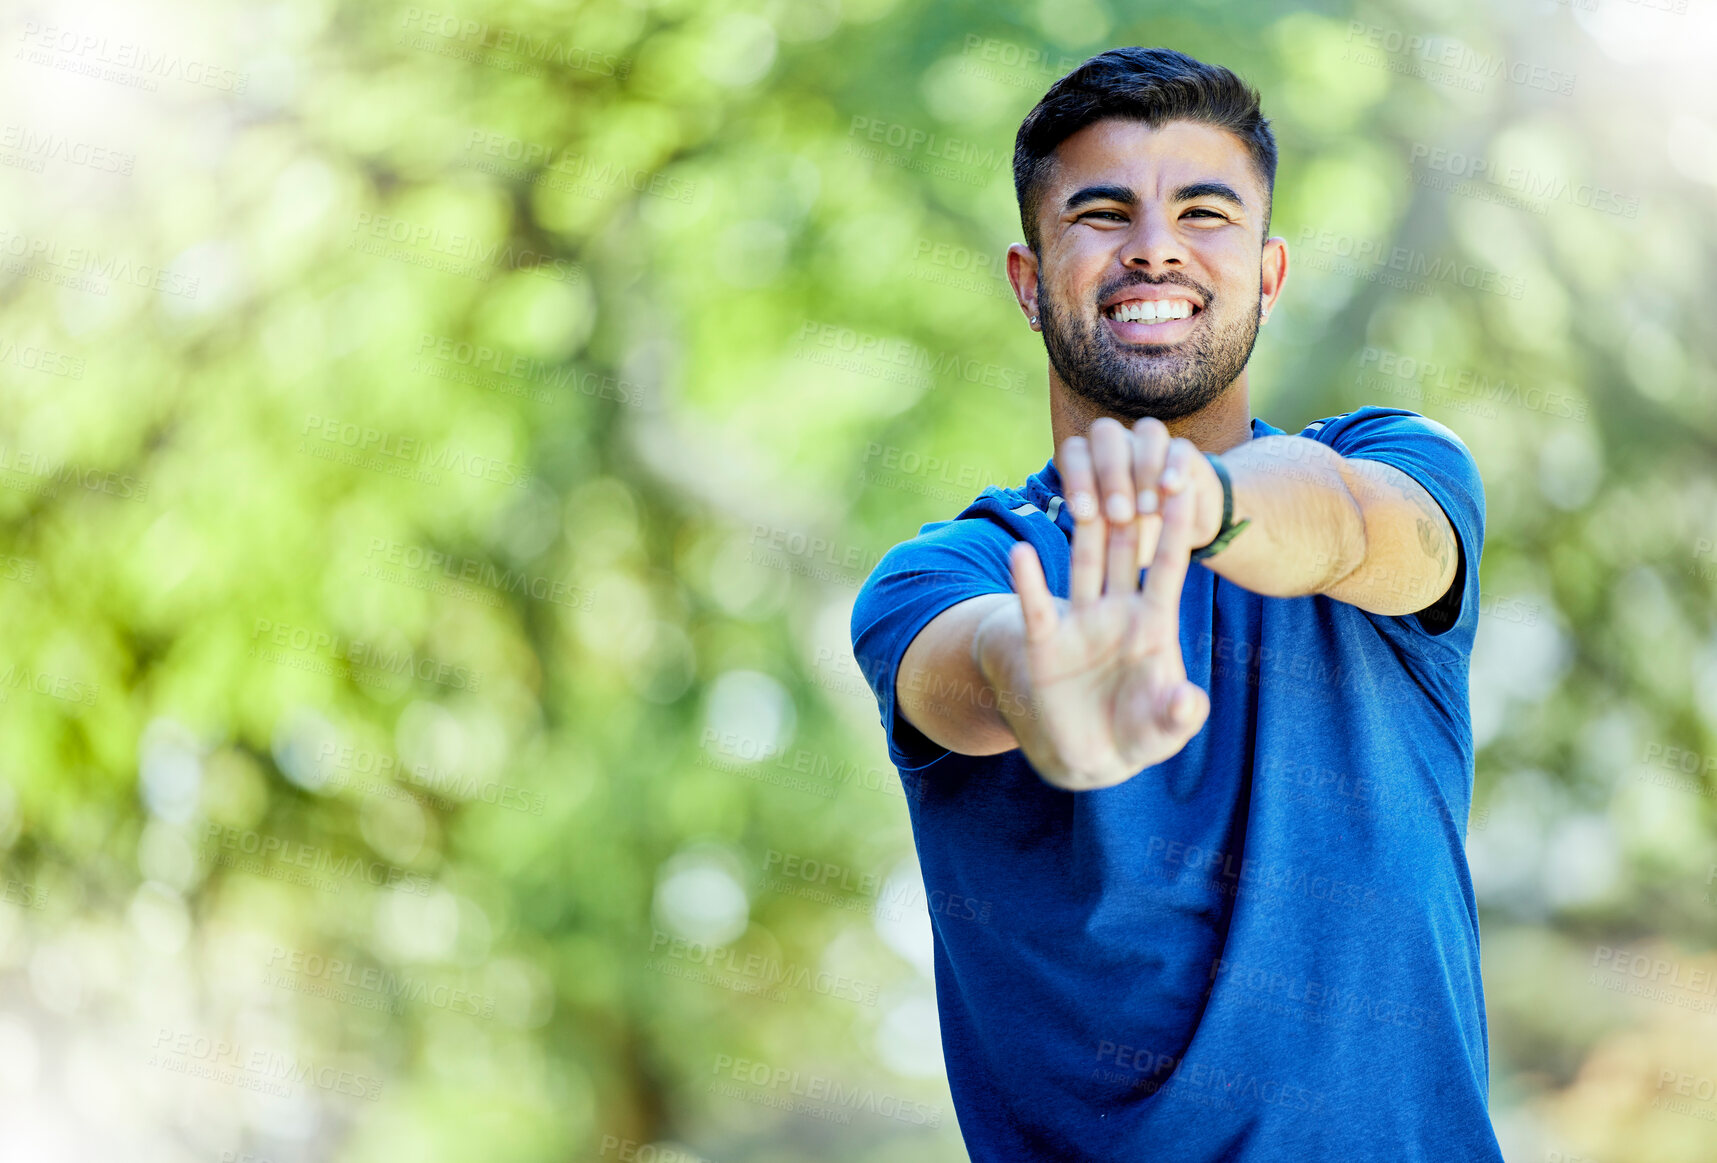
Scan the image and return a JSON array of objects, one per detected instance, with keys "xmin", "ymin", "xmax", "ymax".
[
  {"xmin": 972, "ymin": 601, "xmax": 1042, "ymax": 737},
  {"xmin": 1191, "ymin": 453, "xmax": 1226, "ymax": 548},
  {"xmin": 972, "ymin": 602, "xmax": 1024, "ymax": 690}
]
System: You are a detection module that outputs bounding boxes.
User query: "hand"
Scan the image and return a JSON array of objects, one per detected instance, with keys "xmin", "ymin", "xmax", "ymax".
[
  {"xmin": 1063, "ymin": 417, "xmax": 1225, "ymax": 568},
  {"xmin": 975, "ymin": 419, "xmax": 1212, "ymax": 790},
  {"xmin": 1151, "ymin": 427, "xmax": 1226, "ymax": 557}
]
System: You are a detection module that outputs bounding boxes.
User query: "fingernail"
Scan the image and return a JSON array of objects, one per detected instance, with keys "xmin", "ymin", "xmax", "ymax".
[
  {"xmin": 1073, "ymin": 492, "xmax": 1096, "ymax": 520},
  {"xmin": 1106, "ymin": 493, "xmax": 1131, "ymax": 522},
  {"xmin": 1160, "ymin": 467, "xmax": 1182, "ymax": 491},
  {"xmin": 1137, "ymin": 489, "xmax": 1157, "ymax": 515}
]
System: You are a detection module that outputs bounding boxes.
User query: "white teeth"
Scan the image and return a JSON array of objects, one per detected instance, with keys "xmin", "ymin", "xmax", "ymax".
[{"xmin": 1108, "ymin": 299, "xmax": 1195, "ymax": 324}]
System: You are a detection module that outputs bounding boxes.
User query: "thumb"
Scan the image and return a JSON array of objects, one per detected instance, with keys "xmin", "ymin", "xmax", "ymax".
[{"xmin": 1164, "ymin": 682, "xmax": 1209, "ymax": 732}]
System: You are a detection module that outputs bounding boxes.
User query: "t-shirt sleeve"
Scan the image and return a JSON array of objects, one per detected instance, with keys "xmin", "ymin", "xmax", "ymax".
[
  {"xmin": 1309, "ymin": 407, "xmax": 1487, "ymax": 662},
  {"xmin": 849, "ymin": 504, "xmax": 1024, "ymax": 772}
]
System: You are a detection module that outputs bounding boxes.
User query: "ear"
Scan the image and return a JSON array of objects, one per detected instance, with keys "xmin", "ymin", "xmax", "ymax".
[
  {"xmin": 1259, "ymin": 235, "xmax": 1288, "ymax": 323},
  {"xmin": 1007, "ymin": 243, "xmax": 1041, "ymax": 329}
]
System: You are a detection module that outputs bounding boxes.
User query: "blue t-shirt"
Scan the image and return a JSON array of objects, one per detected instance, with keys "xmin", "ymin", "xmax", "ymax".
[{"xmin": 849, "ymin": 407, "xmax": 1502, "ymax": 1161}]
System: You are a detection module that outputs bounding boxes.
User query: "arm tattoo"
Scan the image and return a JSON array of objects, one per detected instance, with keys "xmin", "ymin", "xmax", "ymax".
[
  {"xmin": 1401, "ymin": 483, "xmax": 1450, "ymax": 576},
  {"xmin": 1416, "ymin": 516, "xmax": 1448, "ymax": 574}
]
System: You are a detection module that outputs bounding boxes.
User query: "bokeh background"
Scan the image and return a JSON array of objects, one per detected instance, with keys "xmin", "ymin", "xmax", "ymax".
[{"xmin": 1, "ymin": 0, "xmax": 1715, "ymax": 1159}]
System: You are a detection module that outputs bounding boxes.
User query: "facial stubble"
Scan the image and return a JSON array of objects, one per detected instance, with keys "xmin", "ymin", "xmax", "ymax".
[{"xmin": 1038, "ymin": 270, "xmax": 1263, "ymax": 422}]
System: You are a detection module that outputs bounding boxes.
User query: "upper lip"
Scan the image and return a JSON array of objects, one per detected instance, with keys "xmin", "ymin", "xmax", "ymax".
[{"xmin": 1100, "ymin": 285, "xmax": 1205, "ymax": 312}]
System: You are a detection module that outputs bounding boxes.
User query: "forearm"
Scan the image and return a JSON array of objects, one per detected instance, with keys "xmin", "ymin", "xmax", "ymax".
[
  {"xmin": 1196, "ymin": 436, "xmax": 1366, "ymax": 597},
  {"xmin": 894, "ymin": 594, "xmax": 1023, "ymax": 757}
]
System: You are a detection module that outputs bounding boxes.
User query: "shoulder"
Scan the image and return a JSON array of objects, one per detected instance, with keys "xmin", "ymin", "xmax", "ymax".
[
  {"xmin": 1302, "ymin": 408, "xmax": 1483, "ymax": 503},
  {"xmin": 857, "ymin": 486, "xmax": 1034, "ymax": 589},
  {"xmin": 1301, "ymin": 406, "xmax": 1475, "ymax": 458}
]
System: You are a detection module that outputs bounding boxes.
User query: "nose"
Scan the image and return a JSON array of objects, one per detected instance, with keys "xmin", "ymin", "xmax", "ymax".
[{"xmin": 1120, "ymin": 205, "xmax": 1185, "ymax": 269}]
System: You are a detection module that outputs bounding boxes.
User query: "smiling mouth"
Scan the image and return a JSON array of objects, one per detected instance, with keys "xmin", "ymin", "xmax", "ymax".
[{"xmin": 1102, "ymin": 298, "xmax": 1201, "ymax": 325}]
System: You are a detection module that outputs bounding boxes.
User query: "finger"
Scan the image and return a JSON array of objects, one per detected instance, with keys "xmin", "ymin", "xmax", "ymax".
[
  {"xmin": 1135, "ymin": 512, "xmax": 1164, "ymax": 577},
  {"xmin": 1158, "ymin": 437, "xmax": 1198, "ymax": 496},
  {"xmin": 1130, "ymin": 417, "xmax": 1170, "ymax": 518},
  {"xmin": 1105, "ymin": 512, "xmax": 1139, "ymax": 595},
  {"xmin": 1057, "ymin": 435, "xmax": 1099, "ymax": 525},
  {"xmin": 1058, "ymin": 437, "xmax": 1105, "ymax": 606},
  {"xmin": 1088, "ymin": 418, "xmax": 1136, "ymax": 527},
  {"xmin": 1131, "ymin": 418, "xmax": 1169, "ymax": 572},
  {"xmin": 1069, "ymin": 499, "xmax": 1106, "ymax": 605},
  {"xmin": 1117, "ymin": 673, "xmax": 1208, "ymax": 759},
  {"xmin": 1009, "ymin": 542, "xmax": 1058, "ymax": 652},
  {"xmin": 1129, "ymin": 482, "xmax": 1198, "ymax": 658}
]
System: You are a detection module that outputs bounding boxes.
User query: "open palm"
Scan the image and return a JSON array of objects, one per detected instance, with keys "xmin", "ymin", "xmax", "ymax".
[{"xmin": 1001, "ymin": 427, "xmax": 1211, "ymax": 790}]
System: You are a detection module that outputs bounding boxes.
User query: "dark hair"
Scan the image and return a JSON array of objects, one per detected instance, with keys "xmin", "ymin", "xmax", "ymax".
[{"xmin": 1012, "ymin": 47, "xmax": 1276, "ymax": 251}]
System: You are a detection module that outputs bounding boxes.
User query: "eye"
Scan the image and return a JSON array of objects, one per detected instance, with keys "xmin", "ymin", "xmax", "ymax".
[
  {"xmin": 1078, "ymin": 209, "xmax": 1128, "ymax": 223},
  {"xmin": 1183, "ymin": 207, "xmax": 1230, "ymax": 221}
]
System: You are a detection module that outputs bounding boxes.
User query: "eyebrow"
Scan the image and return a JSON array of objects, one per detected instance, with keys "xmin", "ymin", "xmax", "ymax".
[
  {"xmin": 1173, "ymin": 181, "xmax": 1247, "ymax": 210},
  {"xmin": 1063, "ymin": 181, "xmax": 1249, "ymax": 214},
  {"xmin": 1063, "ymin": 184, "xmax": 1135, "ymax": 212}
]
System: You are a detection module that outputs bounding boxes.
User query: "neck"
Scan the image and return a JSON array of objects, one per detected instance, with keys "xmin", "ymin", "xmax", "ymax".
[{"xmin": 1047, "ymin": 367, "xmax": 1256, "ymax": 454}]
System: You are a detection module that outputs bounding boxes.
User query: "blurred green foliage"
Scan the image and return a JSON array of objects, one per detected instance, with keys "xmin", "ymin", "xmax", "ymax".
[{"xmin": 1, "ymin": 0, "xmax": 1715, "ymax": 1159}]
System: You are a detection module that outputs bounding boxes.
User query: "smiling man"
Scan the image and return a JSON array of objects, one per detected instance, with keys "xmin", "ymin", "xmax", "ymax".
[{"xmin": 850, "ymin": 48, "xmax": 1504, "ymax": 1161}]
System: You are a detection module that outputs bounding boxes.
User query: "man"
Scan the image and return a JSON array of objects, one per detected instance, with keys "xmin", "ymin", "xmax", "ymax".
[{"xmin": 849, "ymin": 47, "xmax": 1504, "ymax": 1161}]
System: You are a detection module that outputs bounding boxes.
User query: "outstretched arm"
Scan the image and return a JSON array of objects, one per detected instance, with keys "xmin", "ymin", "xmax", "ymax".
[
  {"xmin": 893, "ymin": 450, "xmax": 1209, "ymax": 787},
  {"xmin": 1078, "ymin": 418, "xmax": 1459, "ymax": 617}
]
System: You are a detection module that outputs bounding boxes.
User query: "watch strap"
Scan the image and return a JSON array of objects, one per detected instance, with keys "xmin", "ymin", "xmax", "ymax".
[{"xmin": 1189, "ymin": 452, "xmax": 1251, "ymax": 561}]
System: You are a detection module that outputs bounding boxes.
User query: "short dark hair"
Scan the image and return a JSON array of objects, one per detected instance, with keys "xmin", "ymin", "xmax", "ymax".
[{"xmin": 1012, "ymin": 47, "xmax": 1277, "ymax": 252}]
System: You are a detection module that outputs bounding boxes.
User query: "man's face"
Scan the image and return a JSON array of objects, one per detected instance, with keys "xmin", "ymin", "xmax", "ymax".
[{"xmin": 1010, "ymin": 118, "xmax": 1286, "ymax": 420}]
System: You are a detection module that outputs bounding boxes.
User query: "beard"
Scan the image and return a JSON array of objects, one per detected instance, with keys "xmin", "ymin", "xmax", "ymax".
[{"xmin": 1038, "ymin": 270, "xmax": 1261, "ymax": 422}]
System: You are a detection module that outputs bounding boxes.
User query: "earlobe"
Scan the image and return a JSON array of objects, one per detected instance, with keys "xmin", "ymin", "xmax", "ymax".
[
  {"xmin": 1006, "ymin": 241, "xmax": 1043, "ymax": 334},
  {"xmin": 1258, "ymin": 235, "xmax": 1289, "ymax": 323}
]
